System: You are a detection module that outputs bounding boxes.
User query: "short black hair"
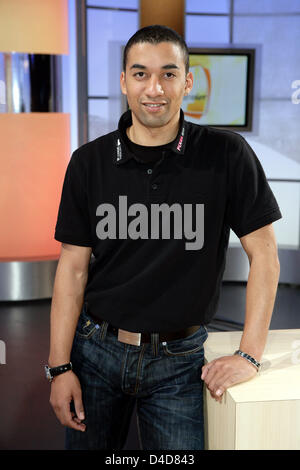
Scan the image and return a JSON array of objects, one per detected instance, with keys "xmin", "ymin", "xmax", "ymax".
[{"xmin": 123, "ymin": 24, "xmax": 189, "ymax": 75}]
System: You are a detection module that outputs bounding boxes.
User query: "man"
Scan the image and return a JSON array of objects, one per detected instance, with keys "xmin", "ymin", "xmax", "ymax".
[{"xmin": 47, "ymin": 25, "xmax": 282, "ymax": 450}]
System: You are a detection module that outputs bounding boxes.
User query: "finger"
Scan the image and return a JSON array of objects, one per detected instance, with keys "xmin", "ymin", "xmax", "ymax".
[
  {"xmin": 201, "ymin": 367, "xmax": 209, "ymax": 380},
  {"xmin": 73, "ymin": 394, "xmax": 85, "ymax": 422},
  {"xmin": 205, "ymin": 370, "xmax": 227, "ymax": 397},
  {"xmin": 209, "ymin": 389, "xmax": 222, "ymax": 402},
  {"xmin": 59, "ymin": 403, "xmax": 86, "ymax": 432},
  {"xmin": 202, "ymin": 361, "xmax": 219, "ymax": 383},
  {"xmin": 204, "ymin": 371, "xmax": 228, "ymax": 402},
  {"xmin": 68, "ymin": 413, "xmax": 86, "ymax": 431},
  {"xmin": 208, "ymin": 375, "xmax": 228, "ymax": 402},
  {"xmin": 71, "ymin": 411, "xmax": 83, "ymax": 425},
  {"xmin": 211, "ymin": 372, "xmax": 231, "ymax": 400},
  {"xmin": 201, "ymin": 359, "xmax": 216, "ymax": 379}
]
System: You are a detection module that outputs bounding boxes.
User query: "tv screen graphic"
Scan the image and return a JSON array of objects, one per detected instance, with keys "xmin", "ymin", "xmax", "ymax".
[{"xmin": 183, "ymin": 48, "xmax": 255, "ymax": 131}]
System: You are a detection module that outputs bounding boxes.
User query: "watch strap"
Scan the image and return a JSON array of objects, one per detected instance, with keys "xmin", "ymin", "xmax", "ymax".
[{"xmin": 45, "ymin": 362, "xmax": 72, "ymax": 382}]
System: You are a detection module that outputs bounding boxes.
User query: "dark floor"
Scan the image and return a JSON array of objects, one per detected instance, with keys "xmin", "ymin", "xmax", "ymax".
[{"xmin": 0, "ymin": 282, "xmax": 299, "ymax": 450}]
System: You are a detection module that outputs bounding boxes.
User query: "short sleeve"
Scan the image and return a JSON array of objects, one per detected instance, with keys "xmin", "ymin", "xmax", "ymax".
[
  {"xmin": 226, "ymin": 137, "xmax": 282, "ymax": 238},
  {"xmin": 54, "ymin": 150, "xmax": 92, "ymax": 247}
]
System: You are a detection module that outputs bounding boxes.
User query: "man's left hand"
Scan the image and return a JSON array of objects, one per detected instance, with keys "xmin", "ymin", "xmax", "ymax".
[{"xmin": 201, "ymin": 354, "xmax": 258, "ymax": 402}]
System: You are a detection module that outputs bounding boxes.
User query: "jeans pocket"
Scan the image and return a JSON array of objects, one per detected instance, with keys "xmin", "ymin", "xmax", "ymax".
[
  {"xmin": 76, "ymin": 309, "xmax": 101, "ymax": 340},
  {"xmin": 162, "ymin": 325, "xmax": 207, "ymax": 357}
]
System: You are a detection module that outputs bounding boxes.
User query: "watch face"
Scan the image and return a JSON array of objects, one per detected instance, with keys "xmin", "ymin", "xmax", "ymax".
[{"xmin": 44, "ymin": 366, "xmax": 52, "ymax": 381}]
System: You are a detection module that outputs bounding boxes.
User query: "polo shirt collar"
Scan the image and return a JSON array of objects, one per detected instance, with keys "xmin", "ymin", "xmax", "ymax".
[{"xmin": 113, "ymin": 108, "xmax": 189, "ymax": 165}]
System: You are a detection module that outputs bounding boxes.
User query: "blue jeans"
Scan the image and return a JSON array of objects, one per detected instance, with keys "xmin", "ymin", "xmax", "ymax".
[{"xmin": 65, "ymin": 302, "xmax": 209, "ymax": 450}]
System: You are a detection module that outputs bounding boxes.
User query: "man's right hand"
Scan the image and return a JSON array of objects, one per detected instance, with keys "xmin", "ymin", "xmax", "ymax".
[{"xmin": 49, "ymin": 370, "xmax": 86, "ymax": 432}]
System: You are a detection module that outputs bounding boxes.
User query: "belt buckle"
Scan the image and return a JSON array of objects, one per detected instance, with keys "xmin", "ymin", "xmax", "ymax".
[{"xmin": 118, "ymin": 329, "xmax": 141, "ymax": 346}]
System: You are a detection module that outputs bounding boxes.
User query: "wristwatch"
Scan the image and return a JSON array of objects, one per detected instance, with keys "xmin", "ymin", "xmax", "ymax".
[{"xmin": 44, "ymin": 362, "xmax": 72, "ymax": 382}]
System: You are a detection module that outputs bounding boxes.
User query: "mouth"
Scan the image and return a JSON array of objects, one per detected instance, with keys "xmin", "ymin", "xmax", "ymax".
[{"xmin": 142, "ymin": 102, "xmax": 167, "ymax": 112}]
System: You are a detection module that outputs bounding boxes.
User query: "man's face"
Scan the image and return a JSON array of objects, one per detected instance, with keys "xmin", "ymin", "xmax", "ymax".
[{"xmin": 120, "ymin": 41, "xmax": 193, "ymax": 129}]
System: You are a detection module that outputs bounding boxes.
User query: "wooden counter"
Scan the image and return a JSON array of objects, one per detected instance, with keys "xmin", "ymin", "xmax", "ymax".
[{"xmin": 203, "ymin": 329, "xmax": 300, "ymax": 450}]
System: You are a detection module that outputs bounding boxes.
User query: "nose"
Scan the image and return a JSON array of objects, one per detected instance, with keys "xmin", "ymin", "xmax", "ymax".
[{"xmin": 145, "ymin": 75, "xmax": 164, "ymax": 97}]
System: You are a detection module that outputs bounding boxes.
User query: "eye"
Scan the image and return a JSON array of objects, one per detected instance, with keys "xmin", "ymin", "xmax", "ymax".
[
  {"xmin": 164, "ymin": 72, "xmax": 176, "ymax": 78},
  {"xmin": 134, "ymin": 71, "xmax": 145, "ymax": 78}
]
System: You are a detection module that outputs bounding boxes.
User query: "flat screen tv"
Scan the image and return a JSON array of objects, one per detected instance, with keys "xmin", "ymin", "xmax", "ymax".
[{"xmin": 182, "ymin": 48, "xmax": 255, "ymax": 131}]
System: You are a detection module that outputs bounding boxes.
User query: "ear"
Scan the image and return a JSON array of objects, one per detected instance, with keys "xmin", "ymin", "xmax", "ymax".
[
  {"xmin": 184, "ymin": 71, "xmax": 193, "ymax": 96},
  {"xmin": 120, "ymin": 71, "xmax": 127, "ymax": 96}
]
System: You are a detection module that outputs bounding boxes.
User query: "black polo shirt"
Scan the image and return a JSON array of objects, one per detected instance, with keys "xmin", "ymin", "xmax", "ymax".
[{"xmin": 54, "ymin": 109, "xmax": 282, "ymax": 333}]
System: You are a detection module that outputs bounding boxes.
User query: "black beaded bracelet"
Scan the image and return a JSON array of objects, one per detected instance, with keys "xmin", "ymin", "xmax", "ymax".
[{"xmin": 234, "ymin": 349, "xmax": 261, "ymax": 371}]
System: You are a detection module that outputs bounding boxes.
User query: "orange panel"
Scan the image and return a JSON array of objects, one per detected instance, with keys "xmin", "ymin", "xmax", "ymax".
[
  {"xmin": 0, "ymin": 113, "xmax": 70, "ymax": 261},
  {"xmin": 0, "ymin": 0, "xmax": 68, "ymax": 54}
]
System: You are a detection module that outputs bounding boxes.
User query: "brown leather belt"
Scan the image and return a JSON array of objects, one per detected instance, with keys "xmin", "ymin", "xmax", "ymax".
[{"xmin": 87, "ymin": 310, "xmax": 201, "ymax": 346}]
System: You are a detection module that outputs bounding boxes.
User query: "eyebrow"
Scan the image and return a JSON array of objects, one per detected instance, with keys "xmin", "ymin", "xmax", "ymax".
[{"xmin": 130, "ymin": 63, "xmax": 180, "ymax": 70}]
